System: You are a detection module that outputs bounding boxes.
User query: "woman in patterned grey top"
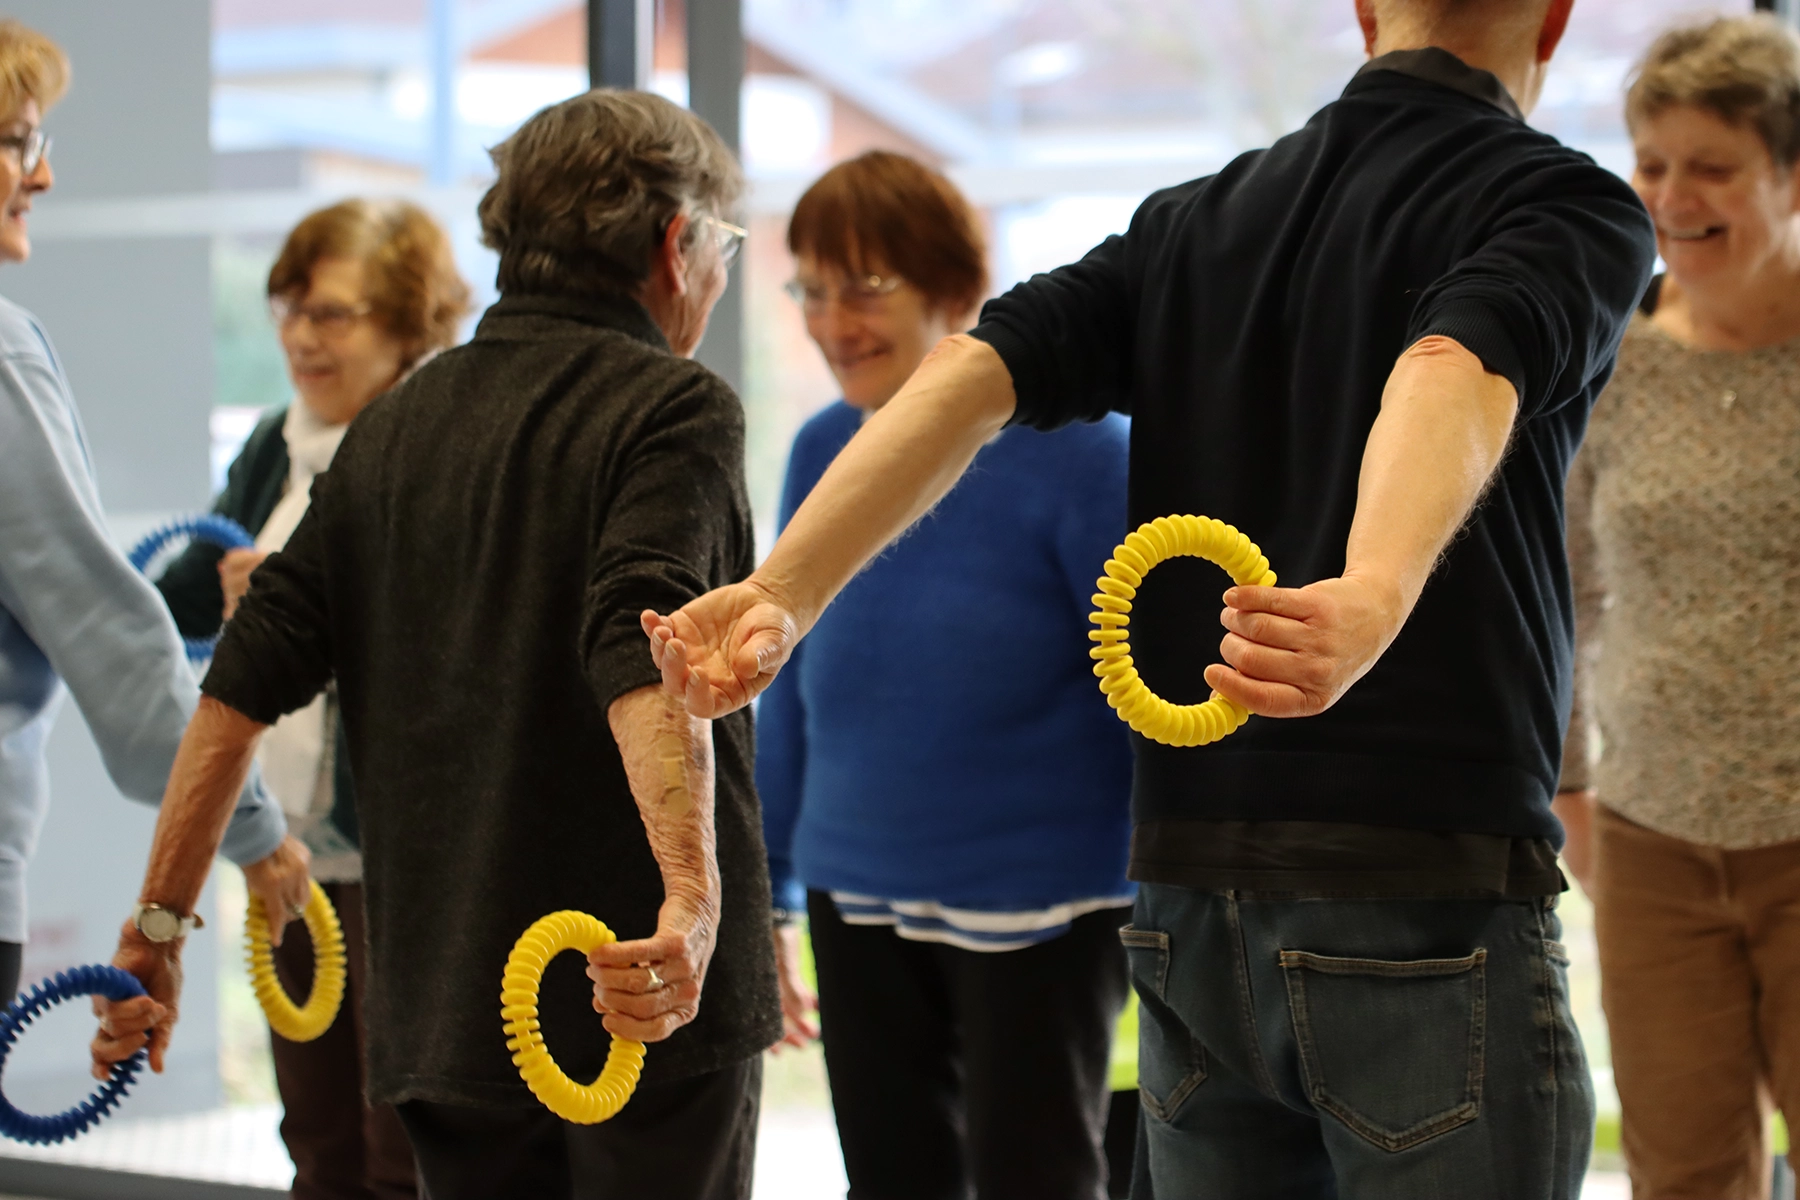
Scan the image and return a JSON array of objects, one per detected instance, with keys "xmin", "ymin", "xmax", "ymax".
[{"xmin": 1557, "ymin": 16, "xmax": 1800, "ymax": 1197}]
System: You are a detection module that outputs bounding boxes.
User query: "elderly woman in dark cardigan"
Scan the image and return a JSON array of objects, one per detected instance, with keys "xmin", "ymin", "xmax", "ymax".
[
  {"xmin": 154, "ymin": 198, "xmax": 468, "ymax": 1200},
  {"xmin": 99, "ymin": 90, "xmax": 778, "ymax": 1200}
]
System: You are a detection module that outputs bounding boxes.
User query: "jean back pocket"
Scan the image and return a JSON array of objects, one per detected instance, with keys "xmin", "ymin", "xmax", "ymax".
[
  {"xmin": 1121, "ymin": 925, "xmax": 1206, "ymax": 1122},
  {"xmin": 1280, "ymin": 948, "xmax": 1486, "ymax": 1152}
]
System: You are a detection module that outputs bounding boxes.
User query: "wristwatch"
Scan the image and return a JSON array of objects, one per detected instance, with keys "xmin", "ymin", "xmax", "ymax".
[{"xmin": 130, "ymin": 902, "xmax": 205, "ymax": 944}]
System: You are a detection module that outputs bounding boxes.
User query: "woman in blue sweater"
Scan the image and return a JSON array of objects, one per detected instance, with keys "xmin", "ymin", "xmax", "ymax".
[{"xmin": 758, "ymin": 151, "xmax": 1134, "ymax": 1200}]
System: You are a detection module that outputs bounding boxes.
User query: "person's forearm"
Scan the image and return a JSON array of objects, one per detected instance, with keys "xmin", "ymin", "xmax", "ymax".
[
  {"xmin": 608, "ymin": 686, "xmax": 718, "ymax": 909},
  {"xmin": 137, "ymin": 697, "xmax": 268, "ymax": 914},
  {"xmin": 1344, "ymin": 336, "xmax": 1519, "ymax": 618},
  {"xmin": 755, "ymin": 334, "xmax": 1015, "ymax": 629}
]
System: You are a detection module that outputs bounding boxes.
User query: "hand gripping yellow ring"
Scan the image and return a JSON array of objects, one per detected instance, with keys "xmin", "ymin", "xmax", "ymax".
[
  {"xmin": 244, "ymin": 880, "xmax": 347, "ymax": 1043},
  {"xmin": 1090, "ymin": 514, "xmax": 1278, "ymax": 748},
  {"xmin": 501, "ymin": 912, "xmax": 647, "ymax": 1124}
]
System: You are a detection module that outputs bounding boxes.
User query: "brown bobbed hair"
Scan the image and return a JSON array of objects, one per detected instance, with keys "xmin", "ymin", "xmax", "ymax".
[
  {"xmin": 1627, "ymin": 15, "xmax": 1800, "ymax": 166},
  {"xmin": 788, "ymin": 151, "xmax": 989, "ymax": 318},
  {"xmin": 267, "ymin": 199, "xmax": 473, "ymax": 364},
  {"xmin": 479, "ymin": 89, "xmax": 743, "ymax": 299},
  {"xmin": 0, "ymin": 20, "xmax": 68, "ymax": 118}
]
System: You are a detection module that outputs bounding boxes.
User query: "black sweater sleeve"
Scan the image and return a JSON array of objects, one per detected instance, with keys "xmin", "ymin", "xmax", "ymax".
[
  {"xmin": 1408, "ymin": 157, "xmax": 1655, "ymax": 417},
  {"xmin": 969, "ymin": 229, "xmax": 1138, "ymax": 430},
  {"xmin": 202, "ymin": 499, "xmax": 335, "ymax": 725},
  {"xmin": 580, "ymin": 371, "xmax": 754, "ymax": 711}
]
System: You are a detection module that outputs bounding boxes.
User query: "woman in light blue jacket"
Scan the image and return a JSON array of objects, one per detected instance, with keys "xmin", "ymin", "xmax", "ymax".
[{"xmin": 0, "ymin": 20, "xmax": 302, "ymax": 1007}]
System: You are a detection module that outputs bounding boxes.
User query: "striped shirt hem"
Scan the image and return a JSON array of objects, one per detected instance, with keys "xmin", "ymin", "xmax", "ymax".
[{"xmin": 829, "ymin": 892, "xmax": 1135, "ymax": 952}]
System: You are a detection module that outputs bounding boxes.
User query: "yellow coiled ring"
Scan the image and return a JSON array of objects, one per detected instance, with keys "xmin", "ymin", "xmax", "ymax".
[
  {"xmin": 245, "ymin": 879, "xmax": 347, "ymax": 1043},
  {"xmin": 1090, "ymin": 514, "xmax": 1278, "ymax": 747},
  {"xmin": 502, "ymin": 912, "xmax": 647, "ymax": 1124}
]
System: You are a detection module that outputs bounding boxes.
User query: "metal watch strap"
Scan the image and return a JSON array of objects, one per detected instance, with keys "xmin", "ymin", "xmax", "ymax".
[{"xmin": 130, "ymin": 902, "xmax": 205, "ymax": 943}]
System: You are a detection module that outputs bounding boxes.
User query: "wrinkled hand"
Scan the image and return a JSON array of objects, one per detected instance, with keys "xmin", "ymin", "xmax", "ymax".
[
  {"xmin": 243, "ymin": 835, "xmax": 312, "ymax": 948},
  {"xmin": 586, "ymin": 884, "xmax": 720, "ymax": 1042},
  {"xmin": 91, "ymin": 928, "xmax": 179, "ymax": 1080},
  {"xmin": 642, "ymin": 582, "xmax": 801, "ymax": 719},
  {"xmin": 770, "ymin": 924, "xmax": 819, "ymax": 1052},
  {"xmin": 217, "ymin": 548, "xmax": 270, "ymax": 621},
  {"xmin": 1206, "ymin": 574, "xmax": 1405, "ymax": 718}
]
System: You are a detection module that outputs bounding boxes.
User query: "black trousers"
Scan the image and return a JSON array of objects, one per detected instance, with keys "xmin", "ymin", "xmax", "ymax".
[
  {"xmin": 808, "ymin": 890, "xmax": 1132, "ymax": 1200},
  {"xmin": 0, "ymin": 940, "xmax": 20, "ymax": 1002},
  {"xmin": 396, "ymin": 1056, "xmax": 761, "ymax": 1200},
  {"xmin": 271, "ymin": 882, "xmax": 416, "ymax": 1200}
]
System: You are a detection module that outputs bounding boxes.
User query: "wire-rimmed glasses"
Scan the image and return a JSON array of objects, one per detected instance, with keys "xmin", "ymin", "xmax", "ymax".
[
  {"xmin": 0, "ymin": 130, "xmax": 49, "ymax": 176},
  {"xmin": 782, "ymin": 274, "xmax": 905, "ymax": 312},
  {"xmin": 270, "ymin": 296, "xmax": 375, "ymax": 338}
]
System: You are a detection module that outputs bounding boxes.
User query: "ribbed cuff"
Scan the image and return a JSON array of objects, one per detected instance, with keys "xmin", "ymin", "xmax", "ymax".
[
  {"xmin": 1414, "ymin": 299, "xmax": 1529, "ymax": 406},
  {"xmin": 769, "ymin": 869, "xmax": 806, "ymax": 917},
  {"xmin": 968, "ymin": 319, "xmax": 1045, "ymax": 430}
]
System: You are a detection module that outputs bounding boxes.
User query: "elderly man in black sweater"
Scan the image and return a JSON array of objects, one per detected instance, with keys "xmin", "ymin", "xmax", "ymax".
[
  {"xmin": 89, "ymin": 92, "xmax": 780, "ymax": 1198},
  {"xmin": 647, "ymin": 1, "xmax": 1653, "ymax": 1197}
]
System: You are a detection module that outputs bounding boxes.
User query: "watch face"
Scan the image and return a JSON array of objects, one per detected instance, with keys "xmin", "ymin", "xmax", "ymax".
[{"xmin": 141, "ymin": 908, "xmax": 180, "ymax": 942}]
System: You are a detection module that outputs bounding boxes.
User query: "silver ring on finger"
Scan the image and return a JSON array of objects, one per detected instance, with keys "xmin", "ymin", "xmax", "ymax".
[{"xmin": 645, "ymin": 965, "xmax": 665, "ymax": 992}]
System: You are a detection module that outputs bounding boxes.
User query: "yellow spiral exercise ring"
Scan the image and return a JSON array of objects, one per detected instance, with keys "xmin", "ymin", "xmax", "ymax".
[
  {"xmin": 1090, "ymin": 514, "xmax": 1278, "ymax": 748},
  {"xmin": 502, "ymin": 911, "xmax": 647, "ymax": 1125},
  {"xmin": 244, "ymin": 879, "xmax": 347, "ymax": 1043}
]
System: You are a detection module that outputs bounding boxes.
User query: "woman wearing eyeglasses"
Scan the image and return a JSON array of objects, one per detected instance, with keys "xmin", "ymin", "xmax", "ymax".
[
  {"xmin": 0, "ymin": 16, "xmax": 306, "ymax": 1019},
  {"xmin": 757, "ymin": 151, "xmax": 1135, "ymax": 1200},
  {"xmin": 154, "ymin": 198, "xmax": 470, "ymax": 1200}
]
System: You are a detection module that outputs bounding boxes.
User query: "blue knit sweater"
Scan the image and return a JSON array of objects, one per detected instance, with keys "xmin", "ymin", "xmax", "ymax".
[{"xmin": 757, "ymin": 401, "xmax": 1134, "ymax": 915}]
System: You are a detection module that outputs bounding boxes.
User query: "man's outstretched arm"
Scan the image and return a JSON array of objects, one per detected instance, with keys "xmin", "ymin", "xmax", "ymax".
[
  {"xmin": 1206, "ymin": 336, "xmax": 1520, "ymax": 716},
  {"xmin": 644, "ymin": 334, "xmax": 1016, "ymax": 717}
]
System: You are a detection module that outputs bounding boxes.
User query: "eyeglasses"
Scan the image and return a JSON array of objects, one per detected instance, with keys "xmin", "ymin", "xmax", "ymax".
[
  {"xmin": 702, "ymin": 214, "xmax": 747, "ymax": 268},
  {"xmin": 783, "ymin": 274, "xmax": 905, "ymax": 312},
  {"xmin": 0, "ymin": 130, "xmax": 49, "ymax": 176},
  {"xmin": 271, "ymin": 297, "xmax": 374, "ymax": 338}
]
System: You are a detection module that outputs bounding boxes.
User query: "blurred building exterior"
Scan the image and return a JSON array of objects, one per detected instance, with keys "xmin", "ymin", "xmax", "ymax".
[{"xmin": 199, "ymin": 0, "xmax": 1724, "ymax": 547}]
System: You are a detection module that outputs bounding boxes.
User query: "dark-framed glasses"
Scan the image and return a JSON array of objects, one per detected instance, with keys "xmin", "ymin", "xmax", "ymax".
[
  {"xmin": 270, "ymin": 296, "xmax": 374, "ymax": 338},
  {"xmin": 782, "ymin": 273, "xmax": 905, "ymax": 312},
  {"xmin": 0, "ymin": 130, "xmax": 49, "ymax": 175},
  {"xmin": 702, "ymin": 214, "xmax": 748, "ymax": 268}
]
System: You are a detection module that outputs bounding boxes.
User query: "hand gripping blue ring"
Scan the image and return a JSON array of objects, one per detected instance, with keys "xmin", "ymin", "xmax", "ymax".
[
  {"xmin": 127, "ymin": 515, "xmax": 255, "ymax": 662},
  {"xmin": 0, "ymin": 965, "xmax": 147, "ymax": 1144}
]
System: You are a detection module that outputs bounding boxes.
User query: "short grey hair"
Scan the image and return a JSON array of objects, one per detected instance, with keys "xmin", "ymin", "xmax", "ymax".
[
  {"xmin": 1627, "ymin": 15, "xmax": 1800, "ymax": 167},
  {"xmin": 478, "ymin": 89, "xmax": 744, "ymax": 298}
]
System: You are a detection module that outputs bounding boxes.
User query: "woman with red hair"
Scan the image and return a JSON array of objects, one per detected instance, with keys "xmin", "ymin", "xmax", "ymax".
[{"xmin": 758, "ymin": 151, "xmax": 1136, "ymax": 1200}]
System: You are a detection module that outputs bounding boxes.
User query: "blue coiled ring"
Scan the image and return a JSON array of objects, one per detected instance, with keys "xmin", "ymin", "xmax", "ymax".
[
  {"xmin": 0, "ymin": 965, "xmax": 147, "ymax": 1144},
  {"xmin": 127, "ymin": 515, "xmax": 255, "ymax": 661}
]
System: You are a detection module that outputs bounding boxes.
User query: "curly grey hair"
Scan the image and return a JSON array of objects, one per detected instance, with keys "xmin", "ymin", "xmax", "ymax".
[{"xmin": 478, "ymin": 89, "xmax": 744, "ymax": 298}]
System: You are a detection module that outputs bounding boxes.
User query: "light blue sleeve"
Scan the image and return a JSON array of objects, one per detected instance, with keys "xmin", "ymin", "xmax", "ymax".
[{"xmin": 0, "ymin": 329, "xmax": 286, "ymax": 867}]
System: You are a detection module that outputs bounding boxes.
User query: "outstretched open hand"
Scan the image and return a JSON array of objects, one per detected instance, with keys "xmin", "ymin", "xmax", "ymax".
[{"xmin": 642, "ymin": 582, "xmax": 802, "ymax": 719}]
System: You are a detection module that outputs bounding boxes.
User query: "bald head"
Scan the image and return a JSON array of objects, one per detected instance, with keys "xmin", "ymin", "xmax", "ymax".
[{"xmin": 1355, "ymin": 0, "xmax": 1574, "ymax": 115}]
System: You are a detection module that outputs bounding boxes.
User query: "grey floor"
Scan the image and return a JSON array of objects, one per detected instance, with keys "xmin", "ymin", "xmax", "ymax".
[{"xmin": 0, "ymin": 1102, "xmax": 1632, "ymax": 1199}]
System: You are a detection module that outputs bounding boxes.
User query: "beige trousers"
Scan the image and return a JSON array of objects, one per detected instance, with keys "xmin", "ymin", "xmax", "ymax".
[{"xmin": 1595, "ymin": 805, "xmax": 1800, "ymax": 1200}]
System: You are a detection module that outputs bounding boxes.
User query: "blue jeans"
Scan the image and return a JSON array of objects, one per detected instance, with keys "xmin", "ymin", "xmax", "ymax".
[{"xmin": 1123, "ymin": 885, "xmax": 1591, "ymax": 1199}]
